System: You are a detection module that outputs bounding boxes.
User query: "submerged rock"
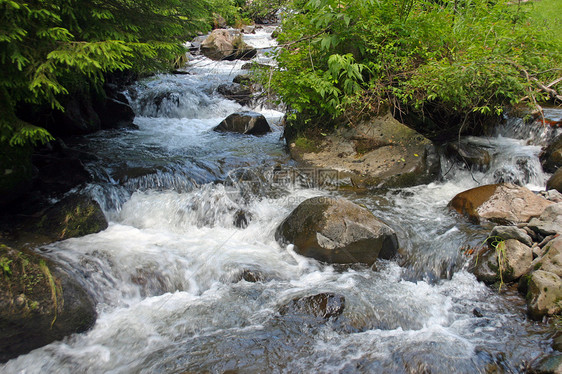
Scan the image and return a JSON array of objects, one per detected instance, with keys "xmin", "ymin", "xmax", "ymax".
[
  {"xmin": 449, "ymin": 183, "xmax": 553, "ymax": 224},
  {"xmin": 286, "ymin": 112, "xmax": 440, "ymax": 188},
  {"xmin": 0, "ymin": 244, "xmax": 97, "ymax": 363},
  {"xmin": 275, "ymin": 196, "xmax": 398, "ymax": 265},
  {"xmin": 214, "ymin": 111, "xmax": 271, "ymax": 135},
  {"xmin": 279, "ymin": 293, "xmax": 346, "ymax": 319},
  {"xmin": 445, "ymin": 141, "xmax": 491, "ymax": 171},
  {"xmin": 529, "ymin": 353, "xmax": 562, "ymax": 374}
]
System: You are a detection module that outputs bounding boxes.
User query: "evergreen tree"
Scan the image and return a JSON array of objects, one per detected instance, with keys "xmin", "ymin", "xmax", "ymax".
[{"xmin": 0, "ymin": 0, "xmax": 222, "ymax": 146}]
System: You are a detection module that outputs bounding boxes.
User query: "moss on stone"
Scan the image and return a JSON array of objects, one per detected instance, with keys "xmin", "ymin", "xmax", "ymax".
[
  {"xmin": 32, "ymin": 194, "xmax": 108, "ymax": 241},
  {"xmin": 294, "ymin": 136, "xmax": 319, "ymax": 153}
]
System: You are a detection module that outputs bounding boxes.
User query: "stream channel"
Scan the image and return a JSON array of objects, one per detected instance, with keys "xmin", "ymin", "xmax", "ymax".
[{"xmin": 2, "ymin": 27, "xmax": 561, "ymax": 373}]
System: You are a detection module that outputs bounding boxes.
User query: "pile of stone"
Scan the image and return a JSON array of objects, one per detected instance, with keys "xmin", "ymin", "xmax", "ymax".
[{"xmin": 450, "ymin": 183, "xmax": 562, "ymax": 320}]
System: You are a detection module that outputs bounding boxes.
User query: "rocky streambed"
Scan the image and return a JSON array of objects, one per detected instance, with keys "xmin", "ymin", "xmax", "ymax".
[{"xmin": 1, "ymin": 26, "xmax": 562, "ymax": 373}]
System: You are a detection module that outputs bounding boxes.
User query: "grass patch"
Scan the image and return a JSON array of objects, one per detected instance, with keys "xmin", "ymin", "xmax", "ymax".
[
  {"xmin": 522, "ymin": 0, "xmax": 562, "ymax": 42},
  {"xmin": 294, "ymin": 137, "xmax": 319, "ymax": 153}
]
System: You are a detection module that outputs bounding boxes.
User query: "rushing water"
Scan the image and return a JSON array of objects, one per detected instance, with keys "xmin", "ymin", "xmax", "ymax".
[{"xmin": 2, "ymin": 27, "xmax": 561, "ymax": 373}]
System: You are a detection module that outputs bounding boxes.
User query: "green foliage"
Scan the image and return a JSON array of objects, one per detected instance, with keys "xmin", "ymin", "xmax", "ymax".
[
  {"xmin": 487, "ymin": 236, "xmax": 507, "ymax": 291},
  {"xmin": 0, "ymin": 256, "xmax": 13, "ymax": 277},
  {"xmin": 0, "ymin": 0, "xmax": 226, "ymax": 147},
  {"xmin": 269, "ymin": 0, "xmax": 562, "ymax": 132},
  {"xmin": 238, "ymin": 0, "xmax": 290, "ymax": 23}
]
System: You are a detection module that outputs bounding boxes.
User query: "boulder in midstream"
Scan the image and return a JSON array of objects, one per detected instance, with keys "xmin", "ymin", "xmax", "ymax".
[
  {"xmin": 279, "ymin": 293, "xmax": 346, "ymax": 320},
  {"xmin": 275, "ymin": 196, "xmax": 398, "ymax": 266},
  {"xmin": 200, "ymin": 29, "xmax": 257, "ymax": 61},
  {"xmin": 214, "ymin": 111, "xmax": 271, "ymax": 136}
]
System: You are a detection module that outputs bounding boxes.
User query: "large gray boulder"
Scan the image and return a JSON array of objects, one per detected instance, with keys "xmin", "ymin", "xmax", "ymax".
[
  {"xmin": 534, "ymin": 236, "xmax": 562, "ymax": 277},
  {"xmin": 275, "ymin": 196, "xmax": 399, "ymax": 265},
  {"xmin": 490, "ymin": 225, "xmax": 534, "ymax": 247},
  {"xmin": 0, "ymin": 245, "xmax": 97, "ymax": 362},
  {"xmin": 200, "ymin": 29, "xmax": 257, "ymax": 61},
  {"xmin": 449, "ymin": 183, "xmax": 553, "ymax": 224},
  {"xmin": 214, "ymin": 111, "xmax": 271, "ymax": 135}
]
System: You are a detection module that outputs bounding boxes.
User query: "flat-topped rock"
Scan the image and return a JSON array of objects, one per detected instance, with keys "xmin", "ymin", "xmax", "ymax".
[{"xmin": 449, "ymin": 184, "xmax": 553, "ymax": 224}]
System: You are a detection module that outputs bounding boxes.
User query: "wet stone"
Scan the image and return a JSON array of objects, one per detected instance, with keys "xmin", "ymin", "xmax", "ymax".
[
  {"xmin": 275, "ymin": 196, "xmax": 399, "ymax": 266},
  {"xmin": 279, "ymin": 293, "xmax": 346, "ymax": 319},
  {"xmin": 490, "ymin": 225, "xmax": 534, "ymax": 247},
  {"xmin": 214, "ymin": 111, "xmax": 271, "ymax": 136}
]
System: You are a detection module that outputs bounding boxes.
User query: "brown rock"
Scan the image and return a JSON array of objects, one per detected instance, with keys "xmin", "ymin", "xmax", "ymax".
[
  {"xmin": 449, "ymin": 184, "xmax": 553, "ymax": 224},
  {"xmin": 200, "ymin": 29, "xmax": 256, "ymax": 61},
  {"xmin": 279, "ymin": 293, "xmax": 345, "ymax": 319}
]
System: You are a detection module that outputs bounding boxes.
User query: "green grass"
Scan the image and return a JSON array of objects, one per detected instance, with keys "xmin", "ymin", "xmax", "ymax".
[{"xmin": 522, "ymin": 0, "xmax": 562, "ymax": 42}]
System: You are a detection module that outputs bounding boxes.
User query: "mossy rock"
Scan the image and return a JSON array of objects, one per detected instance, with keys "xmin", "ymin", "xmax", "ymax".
[
  {"xmin": 32, "ymin": 193, "xmax": 108, "ymax": 241},
  {"xmin": 284, "ymin": 113, "xmax": 440, "ymax": 189},
  {"xmin": 0, "ymin": 244, "xmax": 96, "ymax": 362}
]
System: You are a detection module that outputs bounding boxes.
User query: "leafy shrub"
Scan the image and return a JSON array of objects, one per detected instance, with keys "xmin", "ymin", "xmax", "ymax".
[{"xmin": 267, "ymin": 0, "xmax": 562, "ymax": 134}]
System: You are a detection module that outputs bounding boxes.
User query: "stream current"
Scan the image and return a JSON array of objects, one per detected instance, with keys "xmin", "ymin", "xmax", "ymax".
[{"xmin": 2, "ymin": 27, "xmax": 561, "ymax": 373}]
